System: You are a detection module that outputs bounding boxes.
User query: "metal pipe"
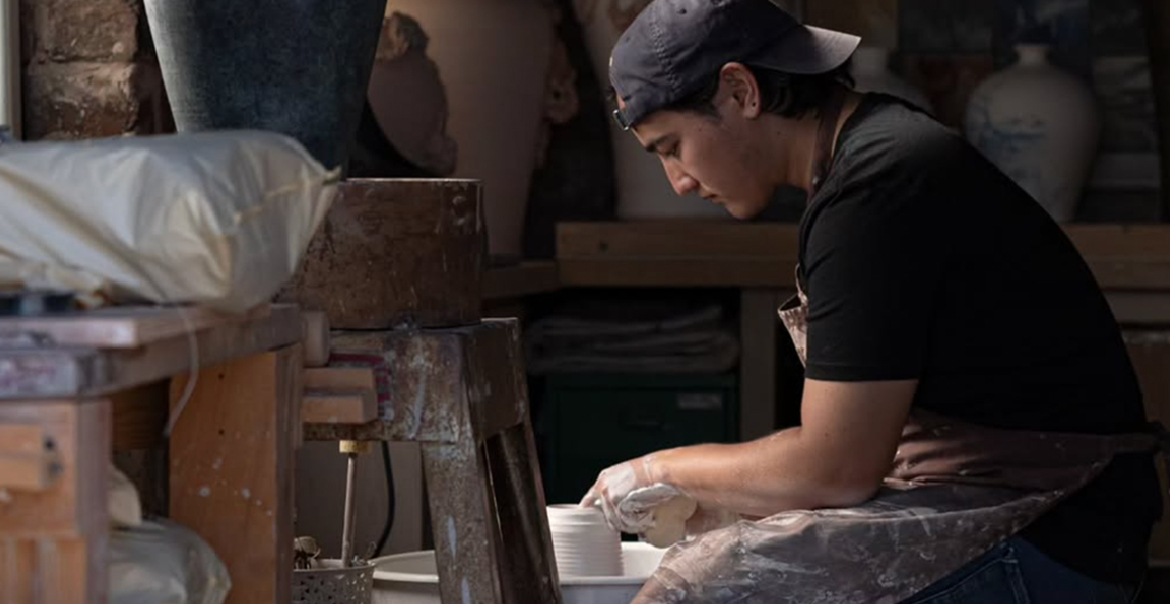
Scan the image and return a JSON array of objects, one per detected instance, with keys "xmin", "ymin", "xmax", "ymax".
[{"xmin": 340, "ymin": 451, "xmax": 359, "ymax": 567}]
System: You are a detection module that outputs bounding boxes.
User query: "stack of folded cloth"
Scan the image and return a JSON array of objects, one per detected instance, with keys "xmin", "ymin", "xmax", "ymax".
[{"xmin": 525, "ymin": 299, "xmax": 740, "ymax": 374}]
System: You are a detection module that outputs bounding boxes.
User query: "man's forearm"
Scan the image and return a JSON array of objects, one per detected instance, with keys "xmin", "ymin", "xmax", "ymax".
[{"xmin": 651, "ymin": 426, "xmax": 882, "ymax": 518}]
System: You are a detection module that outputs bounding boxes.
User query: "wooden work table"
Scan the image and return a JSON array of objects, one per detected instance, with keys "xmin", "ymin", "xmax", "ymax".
[{"xmin": 0, "ymin": 304, "xmax": 305, "ymax": 604}]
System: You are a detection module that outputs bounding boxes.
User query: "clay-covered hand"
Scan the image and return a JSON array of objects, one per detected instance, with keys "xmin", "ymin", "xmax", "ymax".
[{"xmin": 579, "ymin": 455, "xmax": 681, "ymax": 534}]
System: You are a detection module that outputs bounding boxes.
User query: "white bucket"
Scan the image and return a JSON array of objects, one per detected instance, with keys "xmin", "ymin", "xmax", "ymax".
[{"xmin": 371, "ymin": 541, "xmax": 667, "ymax": 604}]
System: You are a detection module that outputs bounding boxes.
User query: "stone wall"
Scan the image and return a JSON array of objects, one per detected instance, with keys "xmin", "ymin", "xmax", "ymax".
[{"xmin": 19, "ymin": 0, "xmax": 170, "ymax": 140}]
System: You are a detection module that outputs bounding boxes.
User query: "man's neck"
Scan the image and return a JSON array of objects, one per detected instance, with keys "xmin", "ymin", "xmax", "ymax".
[{"xmin": 776, "ymin": 89, "xmax": 863, "ymax": 194}]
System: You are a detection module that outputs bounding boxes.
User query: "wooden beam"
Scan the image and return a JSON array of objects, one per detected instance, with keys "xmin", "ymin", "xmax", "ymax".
[
  {"xmin": 556, "ymin": 223, "xmax": 1170, "ymax": 291},
  {"xmin": 0, "ymin": 304, "xmax": 302, "ymax": 399},
  {"xmin": 303, "ymin": 391, "xmax": 377, "ymax": 425},
  {"xmin": 169, "ymin": 345, "xmax": 302, "ymax": 604},
  {"xmin": 0, "ymin": 304, "xmax": 273, "ymax": 348},
  {"xmin": 483, "ymin": 261, "xmax": 560, "ymax": 300}
]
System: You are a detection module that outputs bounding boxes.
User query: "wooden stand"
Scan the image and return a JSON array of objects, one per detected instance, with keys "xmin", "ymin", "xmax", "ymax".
[
  {"xmin": 305, "ymin": 319, "xmax": 562, "ymax": 604},
  {"xmin": 0, "ymin": 305, "xmax": 304, "ymax": 604}
]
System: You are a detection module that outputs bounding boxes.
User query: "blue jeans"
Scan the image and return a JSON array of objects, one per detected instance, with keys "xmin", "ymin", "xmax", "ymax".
[{"xmin": 903, "ymin": 536, "xmax": 1139, "ymax": 604}]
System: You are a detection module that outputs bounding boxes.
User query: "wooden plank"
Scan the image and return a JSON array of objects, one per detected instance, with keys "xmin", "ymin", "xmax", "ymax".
[
  {"xmin": 304, "ymin": 367, "xmax": 376, "ymax": 391},
  {"xmin": 0, "ymin": 400, "xmax": 109, "ymax": 536},
  {"xmin": 302, "ymin": 311, "xmax": 331, "ymax": 368},
  {"xmin": 555, "ymin": 223, "xmax": 1170, "ymax": 290},
  {"xmin": 111, "ymin": 381, "xmax": 169, "ymax": 451},
  {"xmin": 556, "ymin": 222, "xmax": 799, "ymax": 259},
  {"xmin": 0, "ymin": 452, "xmax": 55, "ymax": 492},
  {"xmin": 422, "ymin": 438, "xmax": 505, "ymax": 604},
  {"xmin": 558, "ymin": 257, "xmax": 791, "ymax": 288},
  {"xmin": 484, "ymin": 423, "xmax": 562, "ymax": 603},
  {"xmin": 483, "ymin": 261, "xmax": 560, "ymax": 300},
  {"xmin": 0, "ymin": 401, "xmax": 110, "ymax": 604},
  {"xmin": 0, "ymin": 537, "xmax": 105, "ymax": 604},
  {"xmin": 1106, "ymin": 292, "xmax": 1170, "ymax": 325},
  {"xmin": 303, "ymin": 391, "xmax": 377, "ymax": 425},
  {"xmin": 0, "ymin": 304, "xmax": 271, "ymax": 348},
  {"xmin": 170, "ymin": 345, "xmax": 302, "ymax": 604},
  {"xmin": 0, "ymin": 304, "xmax": 302, "ymax": 399}
]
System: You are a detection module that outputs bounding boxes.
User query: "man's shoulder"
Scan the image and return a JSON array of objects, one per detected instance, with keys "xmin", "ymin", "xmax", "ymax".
[{"xmin": 839, "ymin": 95, "xmax": 972, "ymax": 171}]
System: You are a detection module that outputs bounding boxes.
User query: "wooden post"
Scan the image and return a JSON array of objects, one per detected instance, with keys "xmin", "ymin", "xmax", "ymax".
[
  {"xmin": 169, "ymin": 344, "xmax": 303, "ymax": 604},
  {"xmin": 0, "ymin": 399, "xmax": 111, "ymax": 604}
]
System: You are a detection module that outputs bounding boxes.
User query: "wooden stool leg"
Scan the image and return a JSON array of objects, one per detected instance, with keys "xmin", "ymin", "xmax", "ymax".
[
  {"xmin": 484, "ymin": 421, "xmax": 562, "ymax": 604},
  {"xmin": 170, "ymin": 344, "xmax": 302, "ymax": 604},
  {"xmin": 422, "ymin": 438, "xmax": 505, "ymax": 604}
]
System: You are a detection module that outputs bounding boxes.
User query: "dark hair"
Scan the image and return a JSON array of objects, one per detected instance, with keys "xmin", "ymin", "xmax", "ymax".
[{"xmin": 664, "ymin": 60, "xmax": 854, "ymax": 120}]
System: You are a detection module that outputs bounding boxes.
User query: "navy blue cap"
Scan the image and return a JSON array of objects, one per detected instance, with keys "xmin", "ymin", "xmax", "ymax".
[{"xmin": 609, "ymin": 0, "xmax": 861, "ymax": 129}]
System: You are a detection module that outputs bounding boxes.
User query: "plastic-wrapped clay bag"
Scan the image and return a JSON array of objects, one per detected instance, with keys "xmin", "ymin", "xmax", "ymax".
[
  {"xmin": 110, "ymin": 518, "xmax": 231, "ymax": 604},
  {"xmin": 0, "ymin": 131, "xmax": 338, "ymax": 312}
]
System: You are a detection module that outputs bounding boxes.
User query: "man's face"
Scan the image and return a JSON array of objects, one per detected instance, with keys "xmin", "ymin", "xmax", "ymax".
[{"xmin": 628, "ymin": 95, "xmax": 775, "ymax": 220}]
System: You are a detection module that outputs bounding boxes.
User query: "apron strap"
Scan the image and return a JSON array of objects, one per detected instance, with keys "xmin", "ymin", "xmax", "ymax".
[{"xmin": 809, "ymin": 86, "xmax": 847, "ymax": 195}]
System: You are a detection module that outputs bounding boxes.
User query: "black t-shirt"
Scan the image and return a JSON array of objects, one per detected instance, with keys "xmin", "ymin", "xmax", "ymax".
[{"xmin": 799, "ymin": 93, "xmax": 1162, "ymax": 583}]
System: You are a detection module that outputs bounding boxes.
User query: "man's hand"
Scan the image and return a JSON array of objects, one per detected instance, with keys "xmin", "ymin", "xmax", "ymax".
[{"xmin": 580, "ymin": 454, "xmax": 677, "ymax": 533}]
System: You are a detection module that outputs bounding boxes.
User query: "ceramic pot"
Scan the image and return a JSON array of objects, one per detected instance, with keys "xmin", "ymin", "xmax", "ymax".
[
  {"xmin": 850, "ymin": 47, "xmax": 934, "ymax": 113},
  {"xmin": 965, "ymin": 44, "xmax": 1101, "ymax": 222},
  {"xmin": 546, "ymin": 504, "xmax": 624, "ymax": 577},
  {"xmin": 143, "ymin": 0, "xmax": 387, "ymax": 172},
  {"xmin": 574, "ymin": 0, "xmax": 729, "ymax": 220},
  {"xmin": 385, "ymin": 0, "xmax": 555, "ymax": 259}
]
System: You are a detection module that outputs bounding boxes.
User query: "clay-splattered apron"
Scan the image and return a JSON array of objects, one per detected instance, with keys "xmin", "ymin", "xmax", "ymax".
[{"xmin": 629, "ymin": 92, "xmax": 1169, "ymax": 604}]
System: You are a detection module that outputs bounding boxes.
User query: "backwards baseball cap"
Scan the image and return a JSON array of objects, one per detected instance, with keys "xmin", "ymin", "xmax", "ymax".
[{"xmin": 609, "ymin": 0, "xmax": 861, "ymax": 129}]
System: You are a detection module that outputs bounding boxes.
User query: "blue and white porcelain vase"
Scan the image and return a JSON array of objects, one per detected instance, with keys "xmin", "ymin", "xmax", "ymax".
[{"xmin": 965, "ymin": 44, "xmax": 1101, "ymax": 223}]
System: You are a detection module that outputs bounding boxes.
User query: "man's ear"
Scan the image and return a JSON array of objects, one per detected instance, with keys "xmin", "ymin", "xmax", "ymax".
[{"xmin": 718, "ymin": 62, "xmax": 761, "ymax": 119}]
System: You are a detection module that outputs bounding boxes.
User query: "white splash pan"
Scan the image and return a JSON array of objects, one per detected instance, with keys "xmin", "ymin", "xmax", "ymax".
[{"xmin": 371, "ymin": 541, "xmax": 667, "ymax": 604}]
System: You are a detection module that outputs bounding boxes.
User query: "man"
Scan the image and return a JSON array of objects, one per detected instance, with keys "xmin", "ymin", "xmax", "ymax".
[{"xmin": 579, "ymin": 1, "xmax": 1164, "ymax": 602}]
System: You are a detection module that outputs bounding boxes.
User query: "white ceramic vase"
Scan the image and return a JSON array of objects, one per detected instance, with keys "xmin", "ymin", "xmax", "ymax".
[
  {"xmin": 573, "ymin": 0, "xmax": 729, "ymax": 220},
  {"xmin": 384, "ymin": 0, "xmax": 555, "ymax": 257},
  {"xmin": 964, "ymin": 44, "xmax": 1101, "ymax": 223},
  {"xmin": 849, "ymin": 46, "xmax": 933, "ymax": 113}
]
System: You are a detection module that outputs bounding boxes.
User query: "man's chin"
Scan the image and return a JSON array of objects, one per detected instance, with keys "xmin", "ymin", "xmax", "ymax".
[{"xmin": 721, "ymin": 200, "xmax": 762, "ymax": 221}]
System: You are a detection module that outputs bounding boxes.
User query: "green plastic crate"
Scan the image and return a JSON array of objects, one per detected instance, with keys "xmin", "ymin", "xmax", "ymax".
[{"xmin": 536, "ymin": 373, "xmax": 738, "ymax": 507}]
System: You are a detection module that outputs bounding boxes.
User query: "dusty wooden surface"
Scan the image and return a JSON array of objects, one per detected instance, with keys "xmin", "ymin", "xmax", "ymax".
[
  {"xmin": 169, "ymin": 345, "xmax": 302, "ymax": 604},
  {"xmin": 308, "ymin": 318, "xmax": 561, "ymax": 603},
  {"xmin": 279, "ymin": 178, "xmax": 484, "ymax": 329},
  {"xmin": 0, "ymin": 304, "xmax": 302, "ymax": 399},
  {"xmin": 304, "ymin": 320, "xmax": 527, "ymax": 443}
]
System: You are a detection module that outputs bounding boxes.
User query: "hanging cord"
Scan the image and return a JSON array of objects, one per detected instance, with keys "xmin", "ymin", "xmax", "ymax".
[
  {"xmin": 375, "ymin": 440, "xmax": 396, "ymax": 556},
  {"xmin": 163, "ymin": 303, "xmax": 200, "ymax": 437}
]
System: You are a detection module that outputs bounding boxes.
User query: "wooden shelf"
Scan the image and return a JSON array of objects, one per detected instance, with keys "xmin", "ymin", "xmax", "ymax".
[
  {"xmin": 483, "ymin": 261, "xmax": 560, "ymax": 300},
  {"xmin": 557, "ymin": 222, "xmax": 1170, "ymax": 292}
]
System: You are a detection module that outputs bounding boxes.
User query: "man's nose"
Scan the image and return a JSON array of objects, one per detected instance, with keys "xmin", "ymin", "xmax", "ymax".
[{"xmin": 664, "ymin": 161, "xmax": 698, "ymax": 196}]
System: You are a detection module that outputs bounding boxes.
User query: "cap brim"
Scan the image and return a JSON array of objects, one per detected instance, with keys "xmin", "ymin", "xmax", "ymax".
[{"xmin": 749, "ymin": 25, "xmax": 861, "ymax": 75}]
